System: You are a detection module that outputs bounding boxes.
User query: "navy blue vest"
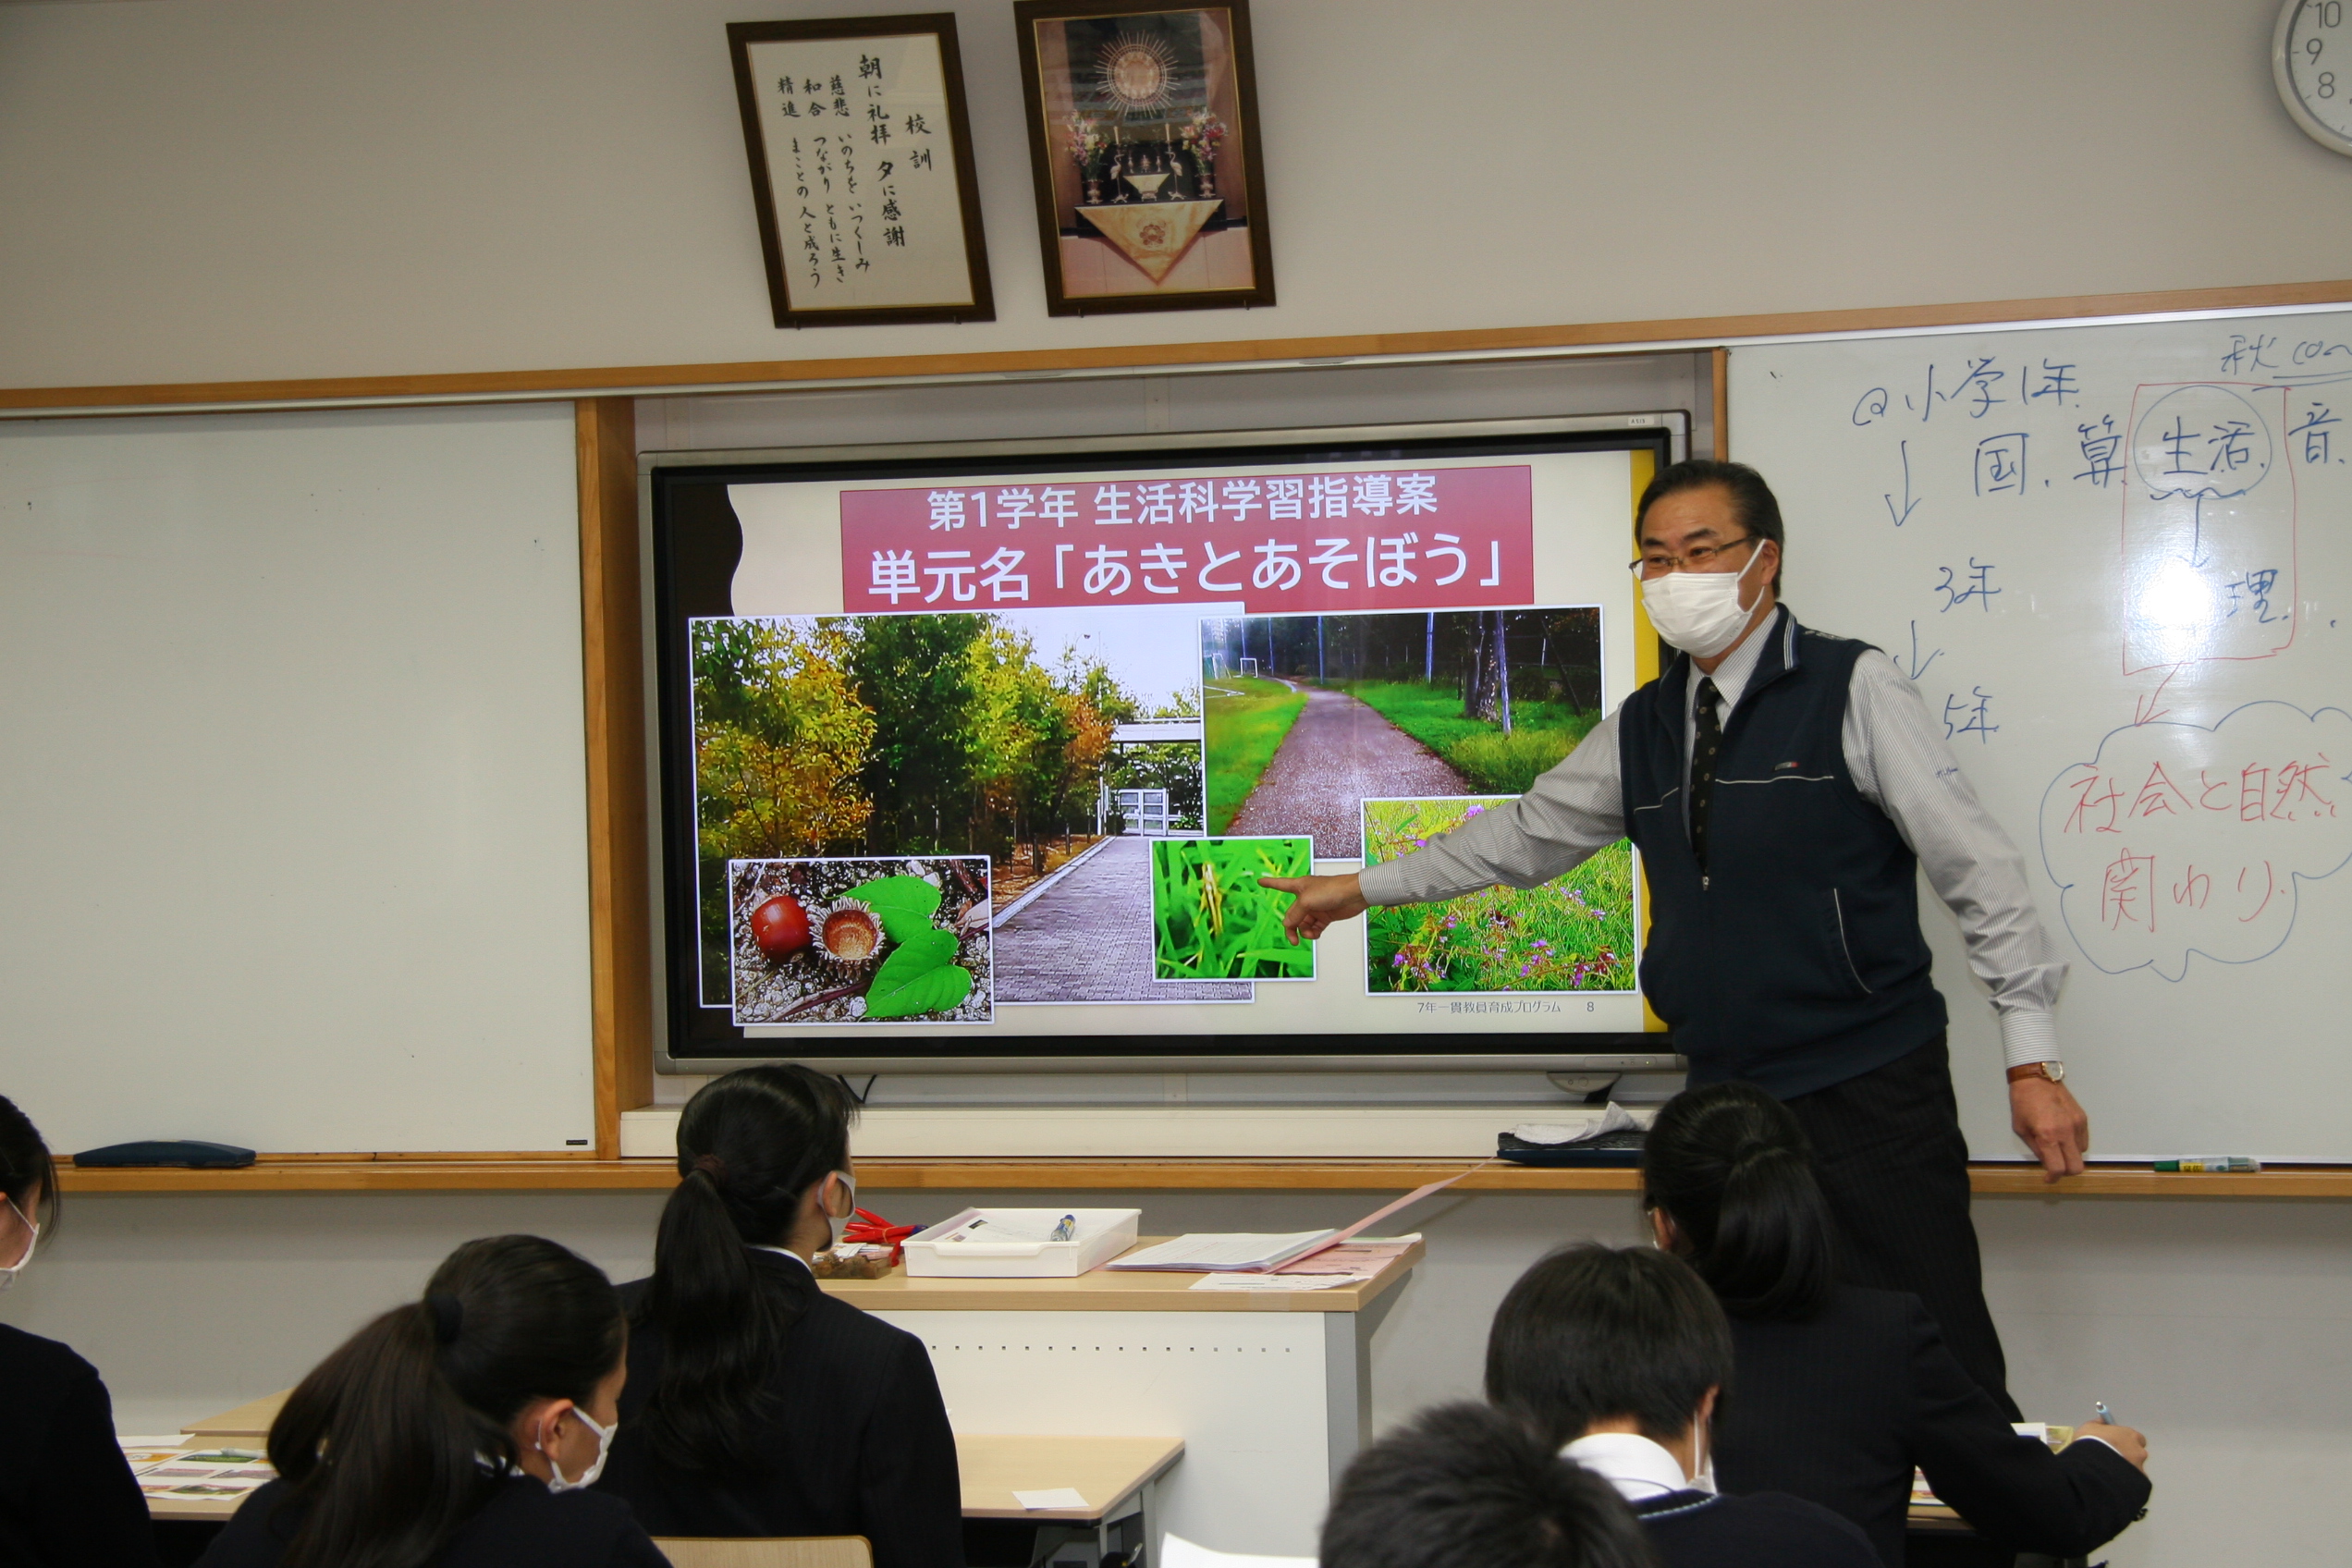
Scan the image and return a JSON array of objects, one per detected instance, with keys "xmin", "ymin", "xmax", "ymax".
[{"xmin": 1619, "ymin": 610, "xmax": 1945, "ymax": 1097}]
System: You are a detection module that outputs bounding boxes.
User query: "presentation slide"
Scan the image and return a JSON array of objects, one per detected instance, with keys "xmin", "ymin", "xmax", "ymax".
[{"xmin": 653, "ymin": 431, "xmax": 1665, "ymax": 1060}]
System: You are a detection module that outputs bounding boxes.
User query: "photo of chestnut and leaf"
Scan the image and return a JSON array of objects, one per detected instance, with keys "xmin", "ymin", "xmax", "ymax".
[
  {"xmin": 1150, "ymin": 836, "xmax": 1315, "ymax": 982},
  {"xmin": 729, "ymin": 856, "xmax": 993, "ymax": 1025},
  {"xmin": 1360, "ymin": 797, "xmax": 1635, "ymax": 996},
  {"xmin": 691, "ymin": 611, "xmax": 1204, "ymax": 1008}
]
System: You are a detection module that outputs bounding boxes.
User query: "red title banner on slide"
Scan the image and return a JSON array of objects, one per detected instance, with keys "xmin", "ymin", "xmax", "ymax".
[{"xmin": 839, "ymin": 464, "xmax": 1535, "ymax": 613}]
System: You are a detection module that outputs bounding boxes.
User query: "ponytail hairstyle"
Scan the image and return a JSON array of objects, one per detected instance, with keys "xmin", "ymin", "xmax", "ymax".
[
  {"xmin": 0, "ymin": 1096, "xmax": 61, "ymax": 1235},
  {"xmin": 1640, "ymin": 1081, "xmax": 1834, "ymax": 1323},
  {"xmin": 638, "ymin": 1063, "xmax": 857, "ymax": 1478},
  {"xmin": 266, "ymin": 1235, "xmax": 624, "ymax": 1568}
]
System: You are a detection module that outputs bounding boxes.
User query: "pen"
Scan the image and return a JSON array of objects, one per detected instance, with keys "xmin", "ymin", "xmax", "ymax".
[
  {"xmin": 1050, "ymin": 1213, "xmax": 1077, "ymax": 1242},
  {"xmin": 2152, "ymin": 1156, "xmax": 2260, "ymax": 1172},
  {"xmin": 2094, "ymin": 1402, "xmax": 2114, "ymax": 1425}
]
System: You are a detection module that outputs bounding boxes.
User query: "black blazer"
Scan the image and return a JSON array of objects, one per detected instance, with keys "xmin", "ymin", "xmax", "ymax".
[
  {"xmin": 0, "ymin": 1323, "xmax": 158, "ymax": 1568},
  {"xmin": 600, "ymin": 1251, "xmax": 963, "ymax": 1568},
  {"xmin": 1632, "ymin": 1488, "xmax": 1879, "ymax": 1568},
  {"xmin": 193, "ymin": 1475, "xmax": 666, "ymax": 1568},
  {"xmin": 1715, "ymin": 1285, "xmax": 2150, "ymax": 1566}
]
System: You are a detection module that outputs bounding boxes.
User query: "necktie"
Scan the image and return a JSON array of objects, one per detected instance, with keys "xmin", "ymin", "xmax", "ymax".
[{"xmin": 1690, "ymin": 679, "xmax": 1721, "ymax": 872}]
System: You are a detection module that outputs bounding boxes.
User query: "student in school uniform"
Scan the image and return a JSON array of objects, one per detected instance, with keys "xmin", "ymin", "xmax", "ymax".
[
  {"xmin": 596, "ymin": 1065, "xmax": 962, "ymax": 1567},
  {"xmin": 1641, "ymin": 1081, "xmax": 2151, "ymax": 1567},
  {"xmin": 1487, "ymin": 1243, "xmax": 1879, "ymax": 1568},
  {"xmin": 1321, "ymin": 1402, "xmax": 1657, "ymax": 1568},
  {"xmin": 196, "ymin": 1234, "xmax": 664, "ymax": 1568},
  {"xmin": 0, "ymin": 1096, "xmax": 161, "ymax": 1568}
]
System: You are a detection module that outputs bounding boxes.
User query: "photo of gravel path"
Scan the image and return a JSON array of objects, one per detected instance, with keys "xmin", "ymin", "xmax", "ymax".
[
  {"xmin": 1227, "ymin": 682, "xmax": 1467, "ymax": 857},
  {"xmin": 1205, "ymin": 608, "xmax": 1601, "ymax": 859},
  {"xmin": 993, "ymin": 836, "xmax": 1252, "ymax": 1003}
]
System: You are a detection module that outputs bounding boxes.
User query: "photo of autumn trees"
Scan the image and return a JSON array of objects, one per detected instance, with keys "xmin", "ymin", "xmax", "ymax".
[{"xmin": 690, "ymin": 612, "xmax": 1200, "ymax": 1005}]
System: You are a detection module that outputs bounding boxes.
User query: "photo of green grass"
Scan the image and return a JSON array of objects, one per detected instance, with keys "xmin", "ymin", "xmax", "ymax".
[
  {"xmin": 1201, "ymin": 674, "xmax": 1308, "ymax": 834},
  {"xmin": 1361, "ymin": 798, "xmax": 1635, "ymax": 995},
  {"xmin": 1150, "ymin": 836, "xmax": 1315, "ymax": 981},
  {"xmin": 1337, "ymin": 681, "xmax": 1600, "ymax": 794}
]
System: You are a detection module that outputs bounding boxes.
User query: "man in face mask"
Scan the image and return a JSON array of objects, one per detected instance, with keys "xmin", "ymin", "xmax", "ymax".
[{"xmin": 1261, "ymin": 459, "xmax": 2082, "ymax": 1421}]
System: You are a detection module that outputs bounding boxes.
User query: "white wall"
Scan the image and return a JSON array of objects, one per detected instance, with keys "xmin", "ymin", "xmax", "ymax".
[
  {"xmin": 10, "ymin": 1183, "xmax": 2344, "ymax": 1568},
  {"xmin": 3, "ymin": 0, "xmax": 2349, "ymax": 389}
]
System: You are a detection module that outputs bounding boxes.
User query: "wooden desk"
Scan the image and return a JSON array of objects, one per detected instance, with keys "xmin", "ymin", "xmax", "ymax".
[
  {"xmin": 150, "ymin": 1403, "xmax": 1182, "ymax": 1536},
  {"xmin": 816, "ymin": 1241, "xmax": 1419, "ymax": 1315},
  {"xmin": 819, "ymin": 1240, "xmax": 1416, "ymax": 1557}
]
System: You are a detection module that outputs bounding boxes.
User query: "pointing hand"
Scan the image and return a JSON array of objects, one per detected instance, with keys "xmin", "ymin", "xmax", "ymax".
[{"xmin": 1257, "ymin": 873, "xmax": 1367, "ymax": 944}]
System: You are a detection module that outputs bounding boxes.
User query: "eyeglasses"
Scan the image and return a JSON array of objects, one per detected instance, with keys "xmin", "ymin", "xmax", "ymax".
[{"xmin": 1628, "ymin": 534, "xmax": 1760, "ymax": 581}]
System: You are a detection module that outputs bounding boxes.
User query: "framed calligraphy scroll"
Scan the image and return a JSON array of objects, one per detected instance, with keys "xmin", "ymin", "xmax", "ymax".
[
  {"xmin": 727, "ymin": 14, "xmax": 995, "ymax": 327},
  {"xmin": 1013, "ymin": 0, "xmax": 1275, "ymax": 315}
]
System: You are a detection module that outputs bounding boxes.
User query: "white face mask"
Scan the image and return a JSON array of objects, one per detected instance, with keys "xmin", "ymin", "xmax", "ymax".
[
  {"xmin": 1641, "ymin": 544, "xmax": 1769, "ymax": 659},
  {"xmin": 0, "ymin": 1198, "xmax": 38, "ymax": 1292},
  {"xmin": 542, "ymin": 1407, "xmax": 615, "ymax": 1493},
  {"xmin": 828, "ymin": 1170, "xmax": 858, "ymax": 1250},
  {"xmin": 1689, "ymin": 1419, "xmax": 1718, "ymax": 1495}
]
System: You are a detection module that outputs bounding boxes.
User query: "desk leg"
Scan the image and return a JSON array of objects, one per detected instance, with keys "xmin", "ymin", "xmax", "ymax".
[{"xmin": 1322, "ymin": 1286, "xmax": 1402, "ymax": 1492}]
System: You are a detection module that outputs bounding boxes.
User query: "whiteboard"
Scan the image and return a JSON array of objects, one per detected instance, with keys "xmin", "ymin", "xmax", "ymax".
[
  {"xmin": 0, "ymin": 404, "xmax": 596, "ymax": 1153},
  {"xmin": 1733, "ymin": 312, "xmax": 2352, "ymax": 1161}
]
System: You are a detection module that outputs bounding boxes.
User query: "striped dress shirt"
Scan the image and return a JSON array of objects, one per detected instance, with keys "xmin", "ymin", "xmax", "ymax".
[{"xmin": 1354, "ymin": 607, "xmax": 2065, "ymax": 1070}]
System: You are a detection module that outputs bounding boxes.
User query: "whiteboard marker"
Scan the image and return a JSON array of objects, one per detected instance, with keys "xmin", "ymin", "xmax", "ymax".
[{"xmin": 2152, "ymin": 1156, "xmax": 2260, "ymax": 1172}]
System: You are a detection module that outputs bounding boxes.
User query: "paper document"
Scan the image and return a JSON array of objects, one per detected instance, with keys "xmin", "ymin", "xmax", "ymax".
[
  {"xmin": 1113, "ymin": 1163, "xmax": 1487, "ymax": 1274},
  {"xmin": 1191, "ymin": 1272, "xmax": 1369, "ymax": 1292},
  {"xmin": 1274, "ymin": 1242, "xmax": 1412, "ymax": 1275},
  {"xmin": 1159, "ymin": 1533, "xmax": 1317, "ymax": 1568},
  {"xmin": 1512, "ymin": 1103, "xmax": 1645, "ymax": 1145},
  {"xmin": 1109, "ymin": 1231, "xmax": 1337, "ymax": 1271},
  {"xmin": 1014, "ymin": 1488, "xmax": 1090, "ymax": 1509}
]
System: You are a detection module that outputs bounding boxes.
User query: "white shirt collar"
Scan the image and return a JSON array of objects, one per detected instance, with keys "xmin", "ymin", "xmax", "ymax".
[
  {"xmin": 748, "ymin": 1244, "xmax": 815, "ymax": 1275},
  {"xmin": 1559, "ymin": 1431, "xmax": 1692, "ymax": 1502},
  {"xmin": 1685, "ymin": 604, "xmax": 1781, "ymax": 716}
]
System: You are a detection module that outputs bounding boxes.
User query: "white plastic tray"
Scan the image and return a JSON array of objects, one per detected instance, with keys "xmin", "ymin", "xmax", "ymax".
[{"xmin": 901, "ymin": 1207, "xmax": 1142, "ymax": 1278}]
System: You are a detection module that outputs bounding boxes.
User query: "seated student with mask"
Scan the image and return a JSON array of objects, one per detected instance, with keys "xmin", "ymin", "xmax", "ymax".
[
  {"xmin": 197, "ymin": 1233, "xmax": 662, "ymax": 1568},
  {"xmin": 1487, "ymin": 1243, "xmax": 1877, "ymax": 1568},
  {"xmin": 596, "ymin": 1064, "xmax": 961, "ymax": 1567},
  {"xmin": 1643, "ymin": 1082, "xmax": 2150, "ymax": 1567},
  {"xmin": 0, "ymin": 1095, "xmax": 160, "ymax": 1568},
  {"xmin": 1321, "ymin": 1403, "xmax": 1655, "ymax": 1568}
]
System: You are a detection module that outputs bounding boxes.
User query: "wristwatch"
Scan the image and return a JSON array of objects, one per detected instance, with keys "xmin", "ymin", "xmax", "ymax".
[{"xmin": 2006, "ymin": 1061, "xmax": 2065, "ymax": 1084}]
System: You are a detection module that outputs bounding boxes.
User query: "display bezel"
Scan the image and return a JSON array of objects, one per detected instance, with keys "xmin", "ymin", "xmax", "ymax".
[{"xmin": 647, "ymin": 414, "xmax": 1684, "ymax": 1073}]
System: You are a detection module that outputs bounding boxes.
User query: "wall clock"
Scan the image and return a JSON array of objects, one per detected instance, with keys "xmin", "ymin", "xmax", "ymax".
[{"xmin": 2276, "ymin": 0, "xmax": 2352, "ymax": 153}]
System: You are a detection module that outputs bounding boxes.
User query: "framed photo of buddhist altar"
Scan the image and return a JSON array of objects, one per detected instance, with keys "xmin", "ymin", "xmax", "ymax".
[
  {"xmin": 1012, "ymin": 0, "xmax": 1275, "ymax": 315},
  {"xmin": 726, "ymin": 14, "xmax": 995, "ymax": 327}
]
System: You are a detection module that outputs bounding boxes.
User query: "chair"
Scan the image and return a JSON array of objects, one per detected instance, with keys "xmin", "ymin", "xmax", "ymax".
[{"xmin": 651, "ymin": 1537, "xmax": 875, "ymax": 1568}]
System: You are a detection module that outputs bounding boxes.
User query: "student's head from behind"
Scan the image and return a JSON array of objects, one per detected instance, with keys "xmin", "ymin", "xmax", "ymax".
[
  {"xmin": 1485, "ymin": 1244, "xmax": 1732, "ymax": 1457},
  {"xmin": 1322, "ymin": 1402, "xmax": 1656, "ymax": 1568},
  {"xmin": 662, "ymin": 1062, "xmax": 860, "ymax": 1259},
  {"xmin": 269, "ymin": 1233, "xmax": 624, "ymax": 1568},
  {"xmin": 638, "ymin": 1064, "xmax": 861, "ymax": 1479},
  {"xmin": 1641, "ymin": 1081, "xmax": 1834, "ymax": 1322},
  {"xmin": 0, "ymin": 1095, "xmax": 59, "ymax": 1282}
]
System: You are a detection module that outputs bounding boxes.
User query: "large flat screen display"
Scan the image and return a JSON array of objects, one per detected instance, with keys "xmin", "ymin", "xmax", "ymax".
[{"xmin": 651, "ymin": 422, "xmax": 1673, "ymax": 1067}]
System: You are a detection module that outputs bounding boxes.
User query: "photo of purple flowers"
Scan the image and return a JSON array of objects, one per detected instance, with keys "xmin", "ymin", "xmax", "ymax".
[{"xmin": 1358, "ymin": 796, "xmax": 1635, "ymax": 995}]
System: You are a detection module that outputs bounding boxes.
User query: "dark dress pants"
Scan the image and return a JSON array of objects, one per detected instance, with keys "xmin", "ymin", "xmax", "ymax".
[{"xmin": 1784, "ymin": 1034, "xmax": 2023, "ymax": 1423}]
